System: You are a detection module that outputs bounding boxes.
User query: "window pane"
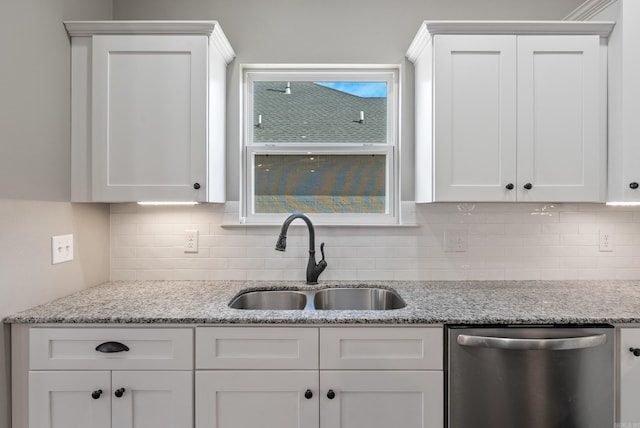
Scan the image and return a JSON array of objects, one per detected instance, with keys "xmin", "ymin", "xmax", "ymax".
[
  {"xmin": 253, "ymin": 81, "xmax": 387, "ymax": 143},
  {"xmin": 254, "ymin": 154, "xmax": 386, "ymax": 213}
]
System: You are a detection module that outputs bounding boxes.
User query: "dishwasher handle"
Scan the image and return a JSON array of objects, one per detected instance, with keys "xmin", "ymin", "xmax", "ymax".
[{"xmin": 457, "ymin": 333, "xmax": 607, "ymax": 351}]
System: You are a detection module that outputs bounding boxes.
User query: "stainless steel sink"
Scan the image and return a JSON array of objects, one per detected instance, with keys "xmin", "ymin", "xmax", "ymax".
[
  {"xmin": 313, "ymin": 287, "xmax": 406, "ymax": 310},
  {"xmin": 228, "ymin": 287, "xmax": 406, "ymax": 311},
  {"xmin": 228, "ymin": 290, "xmax": 307, "ymax": 310}
]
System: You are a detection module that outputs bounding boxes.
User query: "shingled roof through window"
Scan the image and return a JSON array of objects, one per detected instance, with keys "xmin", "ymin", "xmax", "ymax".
[{"xmin": 253, "ymin": 81, "xmax": 387, "ymax": 143}]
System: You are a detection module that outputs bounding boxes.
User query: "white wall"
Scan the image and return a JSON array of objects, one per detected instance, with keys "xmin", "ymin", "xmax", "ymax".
[
  {"xmin": 111, "ymin": 202, "xmax": 640, "ymax": 282},
  {"xmin": 0, "ymin": 1, "xmax": 113, "ymax": 427}
]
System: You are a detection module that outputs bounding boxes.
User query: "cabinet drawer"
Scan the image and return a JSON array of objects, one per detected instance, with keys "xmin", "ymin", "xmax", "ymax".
[
  {"xmin": 320, "ymin": 327, "xmax": 442, "ymax": 370},
  {"xmin": 196, "ymin": 327, "xmax": 318, "ymax": 369},
  {"xmin": 30, "ymin": 327, "xmax": 193, "ymax": 370}
]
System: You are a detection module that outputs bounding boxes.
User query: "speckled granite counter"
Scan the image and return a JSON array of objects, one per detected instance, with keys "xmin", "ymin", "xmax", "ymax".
[{"xmin": 4, "ymin": 280, "xmax": 640, "ymax": 325}]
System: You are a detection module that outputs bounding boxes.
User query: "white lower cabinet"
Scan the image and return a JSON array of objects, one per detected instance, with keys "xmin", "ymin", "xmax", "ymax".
[
  {"xmin": 30, "ymin": 370, "xmax": 192, "ymax": 428},
  {"xmin": 25, "ymin": 327, "xmax": 194, "ymax": 428},
  {"xmin": 620, "ymin": 327, "xmax": 640, "ymax": 425},
  {"xmin": 18, "ymin": 325, "xmax": 442, "ymax": 428},
  {"xmin": 195, "ymin": 326, "xmax": 443, "ymax": 428}
]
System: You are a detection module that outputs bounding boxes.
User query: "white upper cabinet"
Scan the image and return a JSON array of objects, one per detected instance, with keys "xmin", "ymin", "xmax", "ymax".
[
  {"xmin": 407, "ymin": 21, "xmax": 614, "ymax": 203},
  {"xmin": 605, "ymin": 1, "xmax": 640, "ymax": 203},
  {"xmin": 65, "ymin": 21, "xmax": 235, "ymax": 202}
]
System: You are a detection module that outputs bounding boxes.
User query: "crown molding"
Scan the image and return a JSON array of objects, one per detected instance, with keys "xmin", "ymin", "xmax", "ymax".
[
  {"xmin": 564, "ymin": 0, "xmax": 618, "ymax": 21},
  {"xmin": 405, "ymin": 23, "xmax": 432, "ymax": 63},
  {"xmin": 64, "ymin": 21, "xmax": 235, "ymax": 64},
  {"xmin": 420, "ymin": 20, "xmax": 614, "ymax": 36},
  {"xmin": 64, "ymin": 20, "xmax": 220, "ymax": 36},
  {"xmin": 406, "ymin": 20, "xmax": 615, "ymax": 62}
]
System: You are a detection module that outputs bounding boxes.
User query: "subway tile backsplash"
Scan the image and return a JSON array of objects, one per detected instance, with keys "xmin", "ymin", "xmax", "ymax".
[{"xmin": 111, "ymin": 202, "xmax": 640, "ymax": 281}]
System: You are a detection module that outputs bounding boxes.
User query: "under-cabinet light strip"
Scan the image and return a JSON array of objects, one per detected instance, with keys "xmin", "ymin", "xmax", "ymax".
[
  {"xmin": 605, "ymin": 202, "xmax": 640, "ymax": 207},
  {"xmin": 137, "ymin": 202, "xmax": 199, "ymax": 206}
]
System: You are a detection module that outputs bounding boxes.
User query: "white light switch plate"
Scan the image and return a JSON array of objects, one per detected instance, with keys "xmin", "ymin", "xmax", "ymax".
[{"xmin": 51, "ymin": 234, "xmax": 74, "ymax": 264}]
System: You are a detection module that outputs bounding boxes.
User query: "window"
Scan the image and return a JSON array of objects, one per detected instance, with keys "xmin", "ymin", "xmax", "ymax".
[{"xmin": 241, "ymin": 66, "xmax": 399, "ymax": 225}]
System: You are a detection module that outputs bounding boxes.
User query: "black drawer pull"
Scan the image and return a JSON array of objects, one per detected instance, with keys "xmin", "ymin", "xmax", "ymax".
[
  {"xmin": 95, "ymin": 341, "xmax": 130, "ymax": 353},
  {"xmin": 91, "ymin": 389, "xmax": 103, "ymax": 399},
  {"xmin": 114, "ymin": 388, "xmax": 126, "ymax": 398}
]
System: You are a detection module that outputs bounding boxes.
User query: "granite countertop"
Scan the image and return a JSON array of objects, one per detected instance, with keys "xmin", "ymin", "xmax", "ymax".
[{"xmin": 4, "ymin": 280, "xmax": 640, "ymax": 325}]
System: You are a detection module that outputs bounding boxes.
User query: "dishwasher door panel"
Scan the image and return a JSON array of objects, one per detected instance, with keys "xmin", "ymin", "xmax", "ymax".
[{"xmin": 447, "ymin": 326, "xmax": 614, "ymax": 428}]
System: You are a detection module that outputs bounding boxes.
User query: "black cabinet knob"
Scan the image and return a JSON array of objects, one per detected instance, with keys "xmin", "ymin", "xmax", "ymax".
[
  {"xmin": 326, "ymin": 389, "xmax": 335, "ymax": 400},
  {"xmin": 95, "ymin": 341, "xmax": 129, "ymax": 353},
  {"xmin": 505, "ymin": 183, "xmax": 514, "ymax": 190},
  {"xmin": 91, "ymin": 389, "xmax": 103, "ymax": 400},
  {"xmin": 523, "ymin": 183, "xmax": 533, "ymax": 190},
  {"xmin": 114, "ymin": 388, "xmax": 126, "ymax": 398},
  {"xmin": 193, "ymin": 183, "xmax": 201, "ymax": 190},
  {"xmin": 630, "ymin": 348, "xmax": 640, "ymax": 357},
  {"xmin": 630, "ymin": 182, "xmax": 639, "ymax": 190},
  {"xmin": 304, "ymin": 389, "xmax": 313, "ymax": 399}
]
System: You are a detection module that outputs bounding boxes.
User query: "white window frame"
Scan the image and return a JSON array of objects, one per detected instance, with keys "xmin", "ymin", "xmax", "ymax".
[{"xmin": 240, "ymin": 64, "xmax": 400, "ymax": 225}]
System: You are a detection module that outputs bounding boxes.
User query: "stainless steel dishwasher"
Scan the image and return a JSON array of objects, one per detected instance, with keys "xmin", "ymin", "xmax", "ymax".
[{"xmin": 447, "ymin": 325, "xmax": 614, "ymax": 428}]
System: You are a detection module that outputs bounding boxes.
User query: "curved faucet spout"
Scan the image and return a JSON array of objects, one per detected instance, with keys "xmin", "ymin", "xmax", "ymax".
[{"xmin": 275, "ymin": 213, "xmax": 327, "ymax": 284}]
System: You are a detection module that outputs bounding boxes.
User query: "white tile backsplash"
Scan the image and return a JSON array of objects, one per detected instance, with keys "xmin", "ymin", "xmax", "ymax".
[{"xmin": 110, "ymin": 202, "xmax": 640, "ymax": 281}]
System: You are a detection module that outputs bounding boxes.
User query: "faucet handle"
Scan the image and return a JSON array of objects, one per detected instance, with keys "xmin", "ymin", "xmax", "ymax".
[{"xmin": 317, "ymin": 243, "xmax": 327, "ymax": 273}]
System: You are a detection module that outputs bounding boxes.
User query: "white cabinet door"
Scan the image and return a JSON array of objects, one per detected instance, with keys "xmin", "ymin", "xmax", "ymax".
[
  {"xmin": 516, "ymin": 35, "xmax": 603, "ymax": 202},
  {"xmin": 29, "ymin": 371, "xmax": 192, "ymax": 428},
  {"xmin": 620, "ymin": 328, "xmax": 640, "ymax": 425},
  {"xmin": 29, "ymin": 371, "xmax": 111, "ymax": 428},
  {"xmin": 91, "ymin": 35, "xmax": 208, "ymax": 202},
  {"xmin": 111, "ymin": 371, "xmax": 192, "ymax": 428},
  {"xmin": 196, "ymin": 371, "xmax": 319, "ymax": 428},
  {"xmin": 320, "ymin": 371, "xmax": 443, "ymax": 428},
  {"xmin": 433, "ymin": 35, "xmax": 517, "ymax": 202},
  {"xmin": 412, "ymin": 27, "xmax": 606, "ymax": 203}
]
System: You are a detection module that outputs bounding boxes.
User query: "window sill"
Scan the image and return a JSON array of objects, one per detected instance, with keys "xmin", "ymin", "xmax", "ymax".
[{"xmin": 220, "ymin": 222, "xmax": 419, "ymax": 228}]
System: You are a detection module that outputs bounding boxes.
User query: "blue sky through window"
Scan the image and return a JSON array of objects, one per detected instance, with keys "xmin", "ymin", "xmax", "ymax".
[{"xmin": 315, "ymin": 82, "xmax": 387, "ymax": 98}]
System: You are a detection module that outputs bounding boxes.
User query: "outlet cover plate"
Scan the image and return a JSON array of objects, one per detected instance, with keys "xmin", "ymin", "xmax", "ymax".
[
  {"xmin": 444, "ymin": 229, "xmax": 467, "ymax": 252},
  {"xmin": 184, "ymin": 229, "xmax": 199, "ymax": 253},
  {"xmin": 51, "ymin": 234, "xmax": 74, "ymax": 264},
  {"xmin": 599, "ymin": 229, "xmax": 613, "ymax": 252}
]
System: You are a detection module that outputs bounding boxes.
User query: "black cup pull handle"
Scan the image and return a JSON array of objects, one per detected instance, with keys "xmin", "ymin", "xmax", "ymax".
[
  {"xmin": 630, "ymin": 347, "xmax": 640, "ymax": 357},
  {"xmin": 114, "ymin": 388, "xmax": 126, "ymax": 398},
  {"xmin": 91, "ymin": 389, "xmax": 103, "ymax": 400},
  {"xmin": 304, "ymin": 389, "xmax": 313, "ymax": 399},
  {"xmin": 630, "ymin": 182, "xmax": 639, "ymax": 190},
  {"xmin": 96, "ymin": 341, "xmax": 130, "ymax": 353},
  {"xmin": 505, "ymin": 183, "xmax": 514, "ymax": 190},
  {"xmin": 327, "ymin": 389, "xmax": 335, "ymax": 399},
  {"xmin": 523, "ymin": 183, "xmax": 533, "ymax": 190}
]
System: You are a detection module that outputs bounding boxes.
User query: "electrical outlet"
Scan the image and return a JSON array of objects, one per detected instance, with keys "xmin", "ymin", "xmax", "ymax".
[
  {"xmin": 51, "ymin": 234, "xmax": 74, "ymax": 264},
  {"xmin": 444, "ymin": 229, "xmax": 467, "ymax": 252},
  {"xmin": 184, "ymin": 230, "xmax": 199, "ymax": 253},
  {"xmin": 599, "ymin": 229, "xmax": 613, "ymax": 252}
]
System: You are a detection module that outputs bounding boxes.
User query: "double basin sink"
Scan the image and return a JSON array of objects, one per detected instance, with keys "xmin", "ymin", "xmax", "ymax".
[{"xmin": 229, "ymin": 287, "xmax": 406, "ymax": 311}]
